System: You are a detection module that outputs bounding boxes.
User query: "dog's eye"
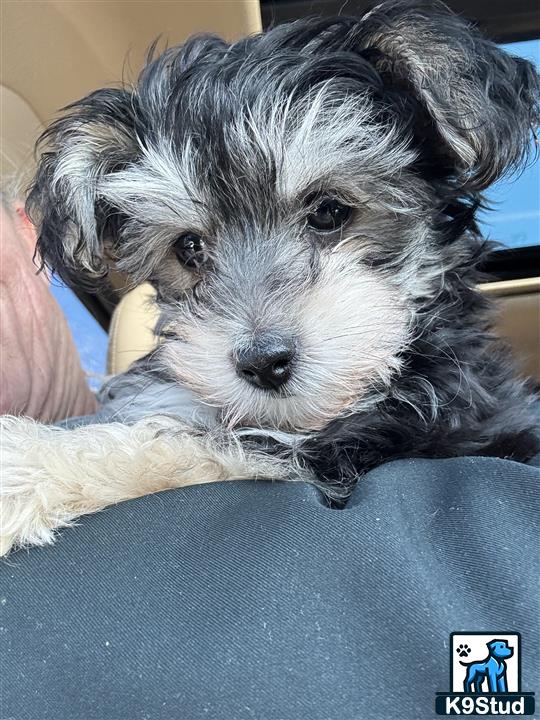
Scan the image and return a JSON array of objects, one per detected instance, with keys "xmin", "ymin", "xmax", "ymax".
[
  {"xmin": 307, "ymin": 197, "xmax": 352, "ymax": 232},
  {"xmin": 174, "ymin": 233, "xmax": 206, "ymax": 270}
]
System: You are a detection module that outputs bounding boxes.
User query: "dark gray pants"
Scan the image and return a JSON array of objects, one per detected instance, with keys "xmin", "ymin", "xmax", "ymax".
[{"xmin": 2, "ymin": 452, "xmax": 538, "ymax": 720}]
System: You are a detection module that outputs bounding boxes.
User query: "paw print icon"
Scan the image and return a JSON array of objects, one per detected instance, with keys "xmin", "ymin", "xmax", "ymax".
[{"xmin": 456, "ymin": 644, "xmax": 471, "ymax": 658}]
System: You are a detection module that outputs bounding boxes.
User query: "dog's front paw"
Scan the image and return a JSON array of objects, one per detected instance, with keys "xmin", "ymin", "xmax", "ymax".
[{"xmin": 0, "ymin": 416, "xmax": 71, "ymax": 556}]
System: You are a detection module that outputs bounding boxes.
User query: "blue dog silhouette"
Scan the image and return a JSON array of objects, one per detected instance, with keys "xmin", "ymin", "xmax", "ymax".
[{"xmin": 460, "ymin": 639, "xmax": 513, "ymax": 693}]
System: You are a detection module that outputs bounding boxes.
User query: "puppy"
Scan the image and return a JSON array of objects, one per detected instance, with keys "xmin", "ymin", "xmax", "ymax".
[
  {"xmin": 460, "ymin": 640, "xmax": 513, "ymax": 693},
  {"xmin": 2, "ymin": 0, "xmax": 539, "ymax": 555}
]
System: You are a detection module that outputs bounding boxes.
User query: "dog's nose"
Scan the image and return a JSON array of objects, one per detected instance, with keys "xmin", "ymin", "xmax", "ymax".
[{"xmin": 235, "ymin": 335, "xmax": 295, "ymax": 391}]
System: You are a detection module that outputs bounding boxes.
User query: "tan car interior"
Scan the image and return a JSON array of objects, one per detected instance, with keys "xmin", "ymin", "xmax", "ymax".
[{"xmin": 1, "ymin": 0, "xmax": 538, "ymax": 382}]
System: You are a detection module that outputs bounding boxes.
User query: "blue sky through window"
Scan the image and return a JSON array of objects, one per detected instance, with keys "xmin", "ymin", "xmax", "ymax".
[
  {"xmin": 50, "ymin": 280, "xmax": 108, "ymax": 390},
  {"xmin": 477, "ymin": 39, "xmax": 540, "ymax": 249}
]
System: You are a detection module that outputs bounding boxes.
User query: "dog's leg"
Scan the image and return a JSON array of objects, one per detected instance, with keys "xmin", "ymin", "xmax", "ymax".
[
  {"xmin": 0, "ymin": 415, "xmax": 293, "ymax": 556},
  {"xmin": 463, "ymin": 669, "xmax": 474, "ymax": 694},
  {"xmin": 487, "ymin": 666, "xmax": 500, "ymax": 693},
  {"xmin": 474, "ymin": 676, "xmax": 485, "ymax": 693}
]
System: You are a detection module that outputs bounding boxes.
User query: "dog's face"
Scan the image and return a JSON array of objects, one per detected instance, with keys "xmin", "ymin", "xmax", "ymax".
[
  {"xmin": 109, "ymin": 104, "xmax": 420, "ymax": 429},
  {"xmin": 129, "ymin": 89, "xmax": 422, "ymax": 430},
  {"xmin": 28, "ymin": 3, "xmax": 539, "ymax": 431},
  {"xmin": 488, "ymin": 641, "xmax": 513, "ymax": 660}
]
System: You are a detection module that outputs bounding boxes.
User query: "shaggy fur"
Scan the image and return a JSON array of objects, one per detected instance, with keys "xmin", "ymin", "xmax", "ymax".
[{"xmin": 1, "ymin": 0, "xmax": 539, "ymax": 554}]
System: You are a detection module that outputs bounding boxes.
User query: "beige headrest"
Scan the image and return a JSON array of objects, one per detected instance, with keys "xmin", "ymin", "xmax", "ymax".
[
  {"xmin": 0, "ymin": 85, "xmax": 42, "ymax": 191},
  {"xmin": 107, "ymin": 283, "xmax": 160, "ymax": 375}
]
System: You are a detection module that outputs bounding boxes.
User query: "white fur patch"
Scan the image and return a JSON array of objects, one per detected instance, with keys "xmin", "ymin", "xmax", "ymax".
[{"xmin": 0, "ymin": 415, "xmax": 296, "ymax": 555}]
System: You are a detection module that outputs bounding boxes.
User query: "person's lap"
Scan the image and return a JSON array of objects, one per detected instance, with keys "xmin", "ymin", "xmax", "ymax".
[{"xmin": 2, "ymin": 453, "xmax": 538, "ymax": 720}]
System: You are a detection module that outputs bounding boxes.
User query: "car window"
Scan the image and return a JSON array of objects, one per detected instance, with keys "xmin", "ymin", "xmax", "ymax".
[
  {"xmin": 477, "ymin": 39, "xmax": 540, "ymax": 249},
  {"xmin": 50, "ymin": 281, "xmax": 108, "ymax": 390}
]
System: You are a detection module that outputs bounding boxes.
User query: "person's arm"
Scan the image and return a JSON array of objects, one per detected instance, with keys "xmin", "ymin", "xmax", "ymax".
[{"xmin": 0, "ymin": 200, "xmax": 98, "ymax": 422}]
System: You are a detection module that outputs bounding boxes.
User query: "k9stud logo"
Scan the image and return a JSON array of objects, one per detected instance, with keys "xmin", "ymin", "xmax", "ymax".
[{"xmin": 435, "ymin": 633, "xmax": 535, "ymax": 715}]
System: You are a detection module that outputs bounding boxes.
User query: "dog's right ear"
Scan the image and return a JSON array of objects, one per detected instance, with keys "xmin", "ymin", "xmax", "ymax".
[
  {"xmin": 353, "ymin": 1, "xmax": 540, "ymax": 191},
  {"xmin": 26, "ymin": 87, "xmax": 139, "ymax": 290}
]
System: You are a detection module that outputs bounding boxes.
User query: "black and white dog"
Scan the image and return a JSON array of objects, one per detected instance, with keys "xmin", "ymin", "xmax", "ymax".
[{"xmin": 2, "ymin": 0, "xmax": 539, "ymax": 554}]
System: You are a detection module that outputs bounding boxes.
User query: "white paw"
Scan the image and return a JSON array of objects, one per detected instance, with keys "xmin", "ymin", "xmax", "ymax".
[{"xmin": 0, "ymin": 416, "xmax": 69, "ymax": 556}]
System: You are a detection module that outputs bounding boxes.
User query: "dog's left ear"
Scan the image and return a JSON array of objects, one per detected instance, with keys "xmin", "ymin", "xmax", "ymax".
[
  {"xmin": 354, "ymin": 0, "xmax": 540, "ymax": 190},
  {"xmin": 26, "ymin": 87, "xmax": 139, "ymax": 289}
]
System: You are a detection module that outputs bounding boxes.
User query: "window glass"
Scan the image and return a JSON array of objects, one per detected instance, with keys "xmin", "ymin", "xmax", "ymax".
[
  {"xmin": 50, "ymin": 281, "xmax": 108, "ymax": 390},
  {"xmin": 477, "ymin": 39, "xmax": 540, "ymax": 249}
]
